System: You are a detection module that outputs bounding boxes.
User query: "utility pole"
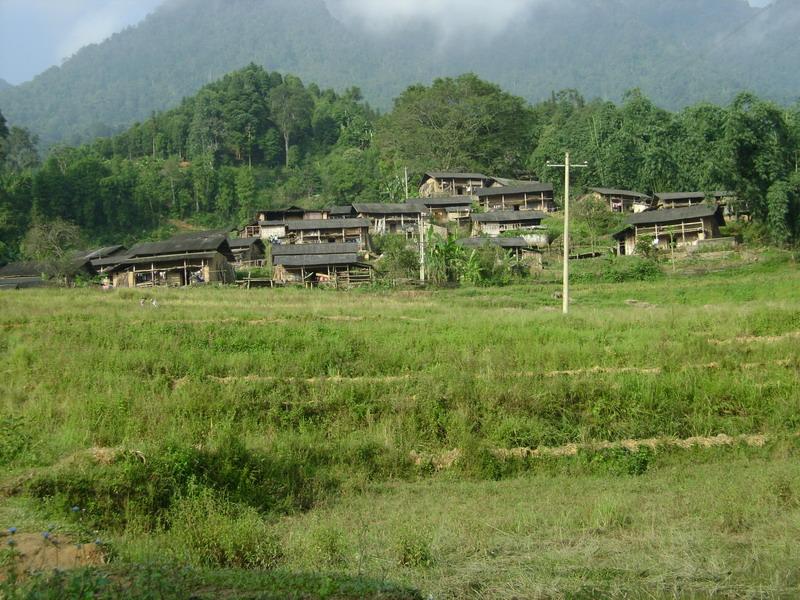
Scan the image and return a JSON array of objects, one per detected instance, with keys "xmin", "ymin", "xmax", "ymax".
[
  {"xmin": 404, "ymin": 166, "xmax": 410, "ymax": 200},
  {"xmin": 547, "ymin": 153, "xmax": 588, "ymax": 315},
  {"xmin": 419, "ymin": 217, "xmax": 426, "ymax": 283}
]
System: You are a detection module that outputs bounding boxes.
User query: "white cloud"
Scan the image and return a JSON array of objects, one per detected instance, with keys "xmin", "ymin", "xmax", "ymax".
[{"xmin": 328, "ymin": 0, "xmax": 542, "ymax": 38}]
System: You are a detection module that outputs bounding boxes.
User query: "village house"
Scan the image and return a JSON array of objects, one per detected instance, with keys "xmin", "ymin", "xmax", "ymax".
[
  {"xmin": 285, "ymin": 219, "xmax": 371, "ymax": 247},
  {"xmin": 474, "ymin": 182, "xmax": 556, "ymax": 212},
  {"xmin": 353, "ymin": 203, "xmax": 425, "ymax": 237},
  {"xmin": 586, "ymin": 188, "xmax": 653, "ymax": 213},
  {"xmin": 418, "ymin": 172, "xmax": 494, "ymax": 197},
  {"xmin": 228, "ymin": 237, "xmax": 267, "ymax": 266},
  {"xmin": 613, "ymin": 205, "xmax": 726, "ymax": 255},
  {"xmin": 409, "ymin": 197, "xmax": 473, "ymax": 224},
  {"xmin": 470, "ymin": 210, "xmax": 548, "ymax": 245},
  {"xmin": 271, "ymin": 242, "xmax": 373, "ymax": 287},
  {"xmin": 93, "ymin": 231, "xmax": 236, "ymax": 288}
]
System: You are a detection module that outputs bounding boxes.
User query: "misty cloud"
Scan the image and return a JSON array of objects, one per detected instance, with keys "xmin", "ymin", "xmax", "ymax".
[{"xmin": 327, "ymin": 0, "xmax": 544, "ymax": 38}]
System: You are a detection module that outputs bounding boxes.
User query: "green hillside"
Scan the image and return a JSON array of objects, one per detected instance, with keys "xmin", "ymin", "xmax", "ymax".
[{"xmin": 1, "ymin": 0, "xmax": 799, "ymax": 146}]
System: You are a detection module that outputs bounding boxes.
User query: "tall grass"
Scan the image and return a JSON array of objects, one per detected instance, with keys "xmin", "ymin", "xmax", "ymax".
[{"xmin": 0, "ymin": 251, "xmax": 798, "ymax": 596}]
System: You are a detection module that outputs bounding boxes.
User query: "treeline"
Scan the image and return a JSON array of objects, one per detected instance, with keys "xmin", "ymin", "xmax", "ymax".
[{"xmin": 1, "ymin": 65, "xmax": 800, "ymax": 264}]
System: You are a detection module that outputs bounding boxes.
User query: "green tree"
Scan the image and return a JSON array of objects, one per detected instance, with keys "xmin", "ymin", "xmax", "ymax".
[
  {"xmin": 269, "ymin": 79, "xmax": 314, "ymax": 167},
  {"xmin": 766, "ymin": 180, "xmax": 792, "ymax": 246},
  {"xmin": 2, "ymin": 127, "xmax": 40, "ymax": 172},
  {"xmin": 378, "ymin": 74, "xmax": 534, "ymax": 176},
  {"xmin": 20, "ymin": 218, "xmax": 84, "ymax": 281}
]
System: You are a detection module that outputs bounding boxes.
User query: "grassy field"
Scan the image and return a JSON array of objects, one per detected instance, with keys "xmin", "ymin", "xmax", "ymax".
[{"xmin": 1, "ymin": 250, "xmax": 799, "ymax": 598}]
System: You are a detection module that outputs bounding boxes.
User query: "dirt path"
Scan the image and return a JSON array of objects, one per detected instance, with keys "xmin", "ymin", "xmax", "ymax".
[
  {"xmin": 412, "ymin": 432, "xmax": 772, "ymax": 471},
  {"xmin": 710, "ymin": 331, "xmax": 800, "ymax": 345},
  {"xmin": 0, "ymin": 532, "xmax": 105, "ymax": 580},
  {"xmin": 173, "ymin": 359, "xmax": 794, "ymax": 388}
]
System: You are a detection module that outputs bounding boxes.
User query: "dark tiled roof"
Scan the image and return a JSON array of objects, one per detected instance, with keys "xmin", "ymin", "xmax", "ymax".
[
  {"xmin": 271, "ymin": 243, "xmax": 361, "ymax": 256},
  {"xmin": 424, "ymin": 172, "xmax": 489, "ymax": 180},
  {"xmin": 475, "ymin": 182, "xmax": 553, "ymax": 197},
  {"xmin": 287, "ymin": 218, "xmax": 371, "ymax": 231},
  {"xmin": 589, "ymin": 188, "xmax": 651, "ymax": 200},
  {"xmin": 94, "ymin": 251, "xmax": 223, "ymax": 268},
  {"xmin": 655, "ymin": 191, "xmax": 734, "ymax": 202},
  {"xmin": 0, "ymin": 261, "xmax": 47, "ymax": 278},
  {"xmin": 126, "ymin": 231, "xmax": 230, "ymax": 258},
  {"xmin": 625, "ymin": 205, "xmax": 724, "ymax": 226},
  {"xmin": 274, "ymin": 253, "xmax": 370, "ymax": 268},
  {"xmin": 457, "ymin": 237, "xmax": 538, "ymax": 249},
  {"xmin": 353, "ymin": 203, "xmax": 423, "ymax": 215},
  {"xmin": 409, "ymin": 196, "xmax": 473, "ymax": 207},
  {"xmin": 328, "ymin": 205, "xmax": 356, "ymax": 216},
  {"xmin": 80, "ymin": 245, "xmax": 127, "ymax": 261},
  {"xmin": 471, "ymin": 210, "xmax": 547, "ymax": 223},
  {"xmin": 228, "ymin": 237, "xmax": 265, "ymax": 249}
]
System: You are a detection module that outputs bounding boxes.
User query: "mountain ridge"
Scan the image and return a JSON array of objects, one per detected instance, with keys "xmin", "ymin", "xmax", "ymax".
[{"xmin": 1, "ymin": 0, "xmax": 797, "ymax": 146}]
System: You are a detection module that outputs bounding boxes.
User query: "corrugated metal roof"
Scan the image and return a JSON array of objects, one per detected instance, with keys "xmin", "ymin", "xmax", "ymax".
[
  {"xmin": 471, "ymin": 210, "xmax": 547, "ymax": 223},
  {"xmin": 475, "ymin": 182, "xmax": 553, "ymax": 197}
]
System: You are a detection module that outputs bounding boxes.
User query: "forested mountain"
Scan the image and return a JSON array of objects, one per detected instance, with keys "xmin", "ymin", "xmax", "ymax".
[
  {"xmin": 1, "ymin": 0, "xmax": 798, "ymax": 146},
  {"xmin": 0, "ymin": 80, "xmax": 12, "ymax": 92}
]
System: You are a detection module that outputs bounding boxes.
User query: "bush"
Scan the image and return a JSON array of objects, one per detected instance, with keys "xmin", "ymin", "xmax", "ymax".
[
  {"xmin": 168, "ymin": 487, "xmax": 283, "ymax": 569},
  {"xmin": 601, "ymin": 258, "xmax": 662, "ymax": 283},
  {"xmin": 0, "ymin": 415, "xmax": 32, "ymax": 466},
  {"xmin": 394, "ymin": 528, "xmax": 434, "ymax": 568}
]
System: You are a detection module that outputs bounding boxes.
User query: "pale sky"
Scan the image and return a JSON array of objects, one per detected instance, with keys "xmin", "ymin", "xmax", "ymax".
[{"xmin": 0, "ymin": 0, "xmax": 775, "ymax": 85}]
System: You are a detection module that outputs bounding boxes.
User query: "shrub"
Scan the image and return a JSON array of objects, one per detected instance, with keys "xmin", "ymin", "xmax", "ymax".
[
  {"xmin": 394, "ymin": 527, "xmax": 434, "ymax": 568},
  {"xmin": 309, "ymin": 525, "xmax": 349, "ymax": 568},
  {"xmin": 0, "ymin": 415, "xmax": 32, "ymax": 466},
  {"xmin": 168, "ymin": 487, "xmax": 283, "ymax": 569}
]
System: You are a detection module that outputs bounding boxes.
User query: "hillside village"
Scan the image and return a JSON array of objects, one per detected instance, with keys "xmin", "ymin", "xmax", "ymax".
[{"xmin": 0, "ymin": 171, "xmax": 740, "ymax": 290}]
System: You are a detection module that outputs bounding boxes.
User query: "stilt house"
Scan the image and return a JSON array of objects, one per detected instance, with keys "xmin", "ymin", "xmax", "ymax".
[
  {"xmin": 271, "ymin": 242, "xmax": 373, "ymax": 287},
  {"xmin": 613, "ymin": 205, "xmax": 726, "ymax": 255},
  {"xmin": 475, "ymin": 182, "xmax": 555, "ymax": 212},
  {"xmin": 94, "ymin": 231, "xmax": 236, "ymax": 288}
]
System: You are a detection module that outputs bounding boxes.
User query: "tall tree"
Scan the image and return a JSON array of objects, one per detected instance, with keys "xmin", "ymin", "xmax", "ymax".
[{"xmin": 269, "ymin": 78, "xmax": 314, "ymax": 167}]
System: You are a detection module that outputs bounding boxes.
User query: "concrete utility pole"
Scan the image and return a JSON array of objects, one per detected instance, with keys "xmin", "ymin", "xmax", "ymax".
[
  {"xmin": 404, "ymin": 166, "xmax": 410, "ymax": 200},
  {"xmin": 419, "ymin": 216, "xmax": 426, "ymax": 283},
  {"xmin": 547, "ymin": 153, "xmax": 588, "ymax": 315}
]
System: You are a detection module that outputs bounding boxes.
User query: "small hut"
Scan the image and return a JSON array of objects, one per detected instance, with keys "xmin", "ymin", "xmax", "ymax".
[{"xmin": 586, "ymin": 188, "xmax": 652, "ymax": 213}]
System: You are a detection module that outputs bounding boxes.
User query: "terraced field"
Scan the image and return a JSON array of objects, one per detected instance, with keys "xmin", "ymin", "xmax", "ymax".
[{"xmin": 1, "ymin": 251, "xmax": 799, "ymax": 598}]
